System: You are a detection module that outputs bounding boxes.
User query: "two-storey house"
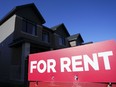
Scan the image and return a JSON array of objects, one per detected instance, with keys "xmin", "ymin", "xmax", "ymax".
[{"xmin": 0, "ymin": 3, "xmax": 84, "ymax": 87}]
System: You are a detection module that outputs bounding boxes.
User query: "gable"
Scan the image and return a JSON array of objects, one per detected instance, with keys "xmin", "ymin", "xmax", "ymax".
[
  {"xmin": 16, "ymin": 4, "xmax": 45, "ymax": 24},
  {"xmin": 56, "ymin": 26, "xmax": 69, "ymax": 37},
  {"xmin": 51, "ymin": 23, "xmax": 70, "ymax": 37},
  {"xmin": 68, "ymin": 33, "xmax": 84, "ymax": 42},
  {"xmin": 16, "ymin": 5, "xmax": 45, "ymax": 25}
]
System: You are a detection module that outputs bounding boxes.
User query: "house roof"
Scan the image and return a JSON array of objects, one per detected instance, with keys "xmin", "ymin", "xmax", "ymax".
[
  {"xmin": 0, "ymin": 3, "xmax": 45, "ymax": 25},
  {"xmin": 67, "ymin": 33, "xmax": 84, "ymax": 42},
  {"xmin": 42, "ymin": 25, "xmax": 54, "ymax": 32},
  {"xmin": 51, "ymin": 23, "xmax": 70, "ymax": 36}
]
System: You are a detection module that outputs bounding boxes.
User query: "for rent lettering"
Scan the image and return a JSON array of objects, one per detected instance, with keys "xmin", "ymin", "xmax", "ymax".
[{"xmin": 30, "ymin": 51, "xmax": 113, "ymax": 73}]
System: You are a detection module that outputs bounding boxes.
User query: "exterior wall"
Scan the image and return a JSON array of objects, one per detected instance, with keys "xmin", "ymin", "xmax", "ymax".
[
  {"xmin": 14, "ymin": 16, "xmax": 42, "ymax": 41},
  {"xmin": 14, "ymin": 16, "xmax": 53, "ymax": 48},
  {"xmin": 53, "ymin": 33, "xmax": 69, "ymax": 49},
  {"xmin": 10, "ymin": 46, "xmax": 22, "ymax": 80},
  {"xmin": 0, "ymin": 15, "xmax": 16, "ymax": 82},
  {"xmin": 41, "ymin": 26, "xmax": 54, "ymax": 49},
  {"xmin": 76, "ymin": 36, "xmax": 83, "ymax": 45},
  {"xmin": 53, "ymin": 26, "xmax": 70, "ymax": 49},
  {"xmin": 0, "ymin": 15, "xmax": 16, "ymax": 43}
]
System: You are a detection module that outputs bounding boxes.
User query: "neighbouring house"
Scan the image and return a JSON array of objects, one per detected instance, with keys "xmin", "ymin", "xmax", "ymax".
[{"xmin": 0, "ymin": 3, "xmax": 84, "ymax": 87}]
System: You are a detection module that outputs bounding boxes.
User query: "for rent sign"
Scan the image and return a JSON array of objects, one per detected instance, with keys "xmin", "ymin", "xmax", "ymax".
[{"xmin": 28, "ymin": 40, "xmax": 116, "ymax": 82}]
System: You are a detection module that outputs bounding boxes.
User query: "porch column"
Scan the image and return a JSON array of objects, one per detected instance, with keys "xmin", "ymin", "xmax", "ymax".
[{"xmin": 21, "ymin": 42, "xmax": 30, "ymax": 81}]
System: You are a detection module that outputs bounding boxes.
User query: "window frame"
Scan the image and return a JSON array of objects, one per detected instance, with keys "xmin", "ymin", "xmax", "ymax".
[
  {"xmin": 58, "ymin": 36, "xmax": 65, "ymax": 45},
  {"xmin": 42, "ymin": 31, "xmax": 50, "ymax": 43},
  {"xmin": 22, "ymin": 19, "xmax": 37, "ymax": 36}
]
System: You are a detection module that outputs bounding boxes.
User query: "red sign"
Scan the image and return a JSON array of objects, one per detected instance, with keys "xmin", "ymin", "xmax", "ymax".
[{"xmin": 28, "ymin": 40, "xmax": 116, "ymax": 82}]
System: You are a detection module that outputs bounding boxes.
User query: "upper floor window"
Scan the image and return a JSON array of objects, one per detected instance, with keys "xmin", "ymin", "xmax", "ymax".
[
  {"xmin": 22, "ymin": 19, "xmax": 37, "ymax": 36},
  {"xmin": 59, "ymin": 36, "xmax": 65, "ymax": 45},
  {"xmin": 42, "ymin": 31, "xmax": 49, "ymax": 43}
]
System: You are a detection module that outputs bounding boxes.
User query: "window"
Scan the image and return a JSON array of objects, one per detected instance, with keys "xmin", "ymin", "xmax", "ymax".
[
  {"xmin": 59, "ymin": 36, "xmax": 65, "ymax": 45},
  {"xmin": 42, "ymin": 31, "xmax": 49, "ymax": 43},
  {"xmin": 22, "ymin": 19, "xmax": 37, "ymax": 36}
]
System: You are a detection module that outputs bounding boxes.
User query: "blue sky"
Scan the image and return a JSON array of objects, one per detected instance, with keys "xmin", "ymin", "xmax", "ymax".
[{"xmin": 0, "ymin": 0, "xmax": 116, "ymax": 43}]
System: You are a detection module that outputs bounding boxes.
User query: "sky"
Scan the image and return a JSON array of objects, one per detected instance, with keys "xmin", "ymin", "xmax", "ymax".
[{"xmin": 0, "ymin": 0, "xmax": 116, "ymax": 43}]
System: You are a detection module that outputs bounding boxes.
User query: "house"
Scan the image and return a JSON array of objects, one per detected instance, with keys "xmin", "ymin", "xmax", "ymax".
[{"xmin": 0, "ymin": 3, "xmax": 84, "ymax": 87}]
